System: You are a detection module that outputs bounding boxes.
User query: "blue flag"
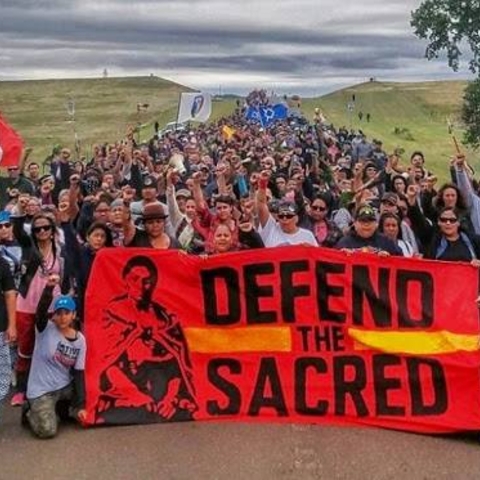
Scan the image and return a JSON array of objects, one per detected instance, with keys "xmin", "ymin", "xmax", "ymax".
[{"xmin": 245, "ymin": 104, "xmax": 288, "ymax": 127}]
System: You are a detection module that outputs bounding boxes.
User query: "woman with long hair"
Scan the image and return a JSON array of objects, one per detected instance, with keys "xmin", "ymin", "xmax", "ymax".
[
  {"xmin": 10, "ymin": 208, "xmax": 67, "ymax": 406},
  {"xmin": 406, "ymin": 184, "xmax": 480, "ymax": 262},
  {"xmin": 378, "ymin": 212, "xmax": 415, "ymax": 257}
]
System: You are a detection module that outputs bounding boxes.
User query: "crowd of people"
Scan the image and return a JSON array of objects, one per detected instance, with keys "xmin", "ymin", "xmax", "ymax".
[{"xmin": 0, "ymin": 88, "xmax": 479, "ymax": 438}]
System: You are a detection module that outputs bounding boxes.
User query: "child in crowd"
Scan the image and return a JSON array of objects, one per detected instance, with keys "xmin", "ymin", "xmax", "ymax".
[{"xmin": 24, "ymin": 274, "xmax": 86, "ymax": 439}]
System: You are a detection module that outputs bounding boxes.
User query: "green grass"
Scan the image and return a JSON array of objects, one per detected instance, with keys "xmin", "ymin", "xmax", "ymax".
[
  {"xmin": 0, "ymin": 76, "xmax": 193, "ymax": 165},
  {"xmin": 0, "ymin": 76, "xmax": 472, "ymax": 182},
  {"xmin": 301, "ymin": 80, "xmax": 471, "ymax": 183}
]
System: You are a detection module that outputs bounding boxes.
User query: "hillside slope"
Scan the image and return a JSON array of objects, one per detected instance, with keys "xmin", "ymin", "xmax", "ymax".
[
  {"xmin": 302, "ymin": 80, "xmax": 470, "ymax": 180},
  {"xmin": 0, "ymin": 76, "xmax": 192, "ymax": 163}
]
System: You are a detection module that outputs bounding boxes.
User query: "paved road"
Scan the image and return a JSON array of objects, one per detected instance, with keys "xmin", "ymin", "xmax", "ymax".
[{"xmin": 1, "ymin": 405, "xmax": 479, "ymax": 480}]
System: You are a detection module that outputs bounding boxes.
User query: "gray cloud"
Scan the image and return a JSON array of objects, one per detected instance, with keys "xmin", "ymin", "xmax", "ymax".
[{"xmin": 0, "ymin": 0, "xmax": 473, "ymax": 94}]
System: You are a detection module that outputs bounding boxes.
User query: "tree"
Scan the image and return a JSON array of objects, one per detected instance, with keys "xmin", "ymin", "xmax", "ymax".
[
  {"xmin": 411, "ymin": 1, "xmax": 480, "ymax": 74},
  {"xmin": 462, "ymin": 78, "xmax": 480, "ymax": 149}
]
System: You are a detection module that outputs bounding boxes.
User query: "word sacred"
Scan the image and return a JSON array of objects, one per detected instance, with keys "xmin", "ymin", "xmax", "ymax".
[{"xmin": 206, "ymin": 355, "xmax": 447, "ymax": 418}]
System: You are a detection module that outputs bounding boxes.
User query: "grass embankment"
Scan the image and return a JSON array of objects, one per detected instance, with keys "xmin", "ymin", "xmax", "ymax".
[{"xmin": 302, "ymin": 80, "xmax": 470, "ymax": 182}]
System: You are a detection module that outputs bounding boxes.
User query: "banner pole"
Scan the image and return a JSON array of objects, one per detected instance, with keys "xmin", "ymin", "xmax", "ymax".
[{"xmin": 175, "ymin": 92, "xmax": 182, "ymax": 130}]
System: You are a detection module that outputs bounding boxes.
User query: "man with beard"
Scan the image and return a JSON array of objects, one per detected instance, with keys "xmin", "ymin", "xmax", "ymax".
[{"xmin": 96, "ymin": 255, "xmax": 197, "ymax": 424}]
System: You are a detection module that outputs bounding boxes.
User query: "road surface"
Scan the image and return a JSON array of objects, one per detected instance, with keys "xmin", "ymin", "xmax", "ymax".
[{"xmin": 1, "ymin": 405, "xmax": 479, "ymax": 480}]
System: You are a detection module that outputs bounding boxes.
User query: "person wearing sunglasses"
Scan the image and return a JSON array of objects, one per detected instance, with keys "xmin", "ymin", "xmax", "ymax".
[
  {"xmin": 9, "ymin": 210, "xmax": 68, "ymax": 406},
  {"xmin": 256, "ymin": 171, "xmax": 317, "ymax": 248},
  {"xmin": 303, "ymin": 194, "xmax": 342, "ymax": 248},
  {"xmin": 406, "ymin": 185, "xmax": 480, "ymax": 263}
]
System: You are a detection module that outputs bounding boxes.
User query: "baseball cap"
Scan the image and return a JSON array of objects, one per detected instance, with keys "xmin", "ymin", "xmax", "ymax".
[
  {"xmin": 0, "ymin": 210, "xmax": 11, "ymax": 224},
  {"xmin": 142, "ymin": 175, "xmax": 158, "ymax": 189},
  {"xmin": 175, "ymin": 189, "xmax": 191, "ymax": 199},
  {"xmin": 381, "ymin": 192, "xmax": 399, "ymax": 205},
  {"xmin": 53, "ymin": 295, "xmax": 76, "ymax": 312},
  {"xmin": 355, "ymin": 205, "xmax": 377, "ymax": 221},
  {"xmin": 277, "ymin": 201, "xmax": 298, "ymax": 215}
]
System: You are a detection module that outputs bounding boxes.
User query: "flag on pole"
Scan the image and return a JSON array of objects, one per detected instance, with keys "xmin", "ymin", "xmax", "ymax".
[
  {"xmin": 177, "ymin": 92, "xmax": 212, "ymax": 123},
  {"xmin": 245, "ymin": 104, "xmax": 289, "ymax": 127},
  {"xmin": 0, "ymin": 115, "xmax": 23, "ymax": 168}
]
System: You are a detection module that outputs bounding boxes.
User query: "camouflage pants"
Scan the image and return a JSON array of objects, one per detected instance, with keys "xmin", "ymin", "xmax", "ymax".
[{"xmin": 27, "ymin": 383, "xmax": 73, "ymax": 439}]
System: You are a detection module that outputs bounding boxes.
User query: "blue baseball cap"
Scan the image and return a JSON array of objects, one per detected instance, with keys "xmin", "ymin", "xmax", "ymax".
[
  {"xmin": 0, "ymin": 211, "xmax": 11, "ymax": 224},
  {"xmin": 53, "ymin": 295, "xmax": 76, "ymax": 312}
]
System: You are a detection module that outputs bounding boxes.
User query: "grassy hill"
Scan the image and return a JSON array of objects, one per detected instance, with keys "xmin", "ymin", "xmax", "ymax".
[
  {"xmin": 0, "ymin": 76, "xmax": 471, "ymax": 181},
  {"xmin": 302, "ymin": 80, "xmax": 470, "ymax": 182},
  {"xmin": 0, "ymin": 76, "xmax": 195, "ymax": 165}
]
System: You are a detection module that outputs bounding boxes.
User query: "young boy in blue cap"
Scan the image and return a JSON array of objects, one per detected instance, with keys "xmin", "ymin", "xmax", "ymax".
[{"xmin": 24, "ymin": 274, "xmax": 86, "ymax": 438}]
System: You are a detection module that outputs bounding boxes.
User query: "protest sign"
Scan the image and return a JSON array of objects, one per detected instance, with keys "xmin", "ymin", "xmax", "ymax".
[{"xmin": 84, "ymin": 247, "xmax": 480, "ymax": 433}]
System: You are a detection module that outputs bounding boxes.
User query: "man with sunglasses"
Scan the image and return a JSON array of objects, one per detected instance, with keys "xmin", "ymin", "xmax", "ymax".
[{"xmin": 256, "ymin": 171, "xmax": 317, "ymax": 248}]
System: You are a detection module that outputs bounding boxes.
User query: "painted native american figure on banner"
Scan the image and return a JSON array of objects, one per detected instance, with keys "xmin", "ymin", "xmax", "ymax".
[{"xmin": 94, "ymin": 255, "xmax": 197, "ymax": 424}]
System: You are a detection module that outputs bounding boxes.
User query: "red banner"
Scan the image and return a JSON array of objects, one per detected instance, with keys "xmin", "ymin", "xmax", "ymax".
[
  {"xmin": 0, "ymin": 114, "xmax": 23, "ymax": 168},
  {"xmin": 84, "ymin": 247, "xmax": 480, "ymax": 433}
]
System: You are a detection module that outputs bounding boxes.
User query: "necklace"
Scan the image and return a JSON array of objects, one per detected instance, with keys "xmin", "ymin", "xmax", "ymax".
[{"xmin": 38, "ymin": 243, "xmax": 55, "ymax": 276}]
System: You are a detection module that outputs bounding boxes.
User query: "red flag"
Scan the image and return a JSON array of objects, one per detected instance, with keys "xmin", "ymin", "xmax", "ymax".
[{"xmin": 0, "ymin": 115, "xmax": 23, "ymax": 168}]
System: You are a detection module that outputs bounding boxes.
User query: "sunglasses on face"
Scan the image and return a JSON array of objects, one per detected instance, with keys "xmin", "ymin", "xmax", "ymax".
[
  {"xmin": 0, "ymin": 223, "xmax": 11, "ymax": 229},
  {"xmin": 311, "ymin": 206, "xmax": 327, "ymax": 212},
  {"xmin": 277, "ymin": 213, "xmax": 296, "ymax": 220},
  {"xmin": 32, "ymin": 225, "xmax": 53, "ymax": 233},
  {"xmin": 439, "ymin": 217, "xmax": 458, "ymax": 224}
]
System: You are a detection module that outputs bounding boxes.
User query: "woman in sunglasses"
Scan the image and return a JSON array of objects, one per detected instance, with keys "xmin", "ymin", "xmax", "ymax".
[
  {"xmin": 407, "ymin": 185, "xmax": 480, "ymax": 262},
  {"xmin": 303, "ymin": 194, "xmax": 342, "ymax": 248},
  {"xmin": 256, "ymin": 171, "xmax": 317, "ymax": 248},
  {"xmin": 10, "ymin": 210, "xmax": 68, "ymax": 406}
]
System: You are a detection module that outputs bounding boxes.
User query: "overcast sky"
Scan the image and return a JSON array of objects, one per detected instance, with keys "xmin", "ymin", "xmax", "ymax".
[{"xmin": 0, "ymin": 0, "xmax": 473, "ymax": 95}]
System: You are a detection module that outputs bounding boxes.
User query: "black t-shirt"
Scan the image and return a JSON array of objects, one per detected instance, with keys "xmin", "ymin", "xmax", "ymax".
[
  {"xmin": 335, "ymin": 231, "xmax": 403, "ymax": 256},
  {"xmin": 0, "ymin": 256, "xmax": 16, "ymax": 332},
  {"xmin": 437, "ymin": 238, "xmax": 474, "ymax": 262}
]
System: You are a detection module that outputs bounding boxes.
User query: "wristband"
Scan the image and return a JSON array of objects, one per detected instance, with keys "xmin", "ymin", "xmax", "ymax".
[{"xmin": 259, "ymin": 178, "xmax": 268, "ymax": 189}]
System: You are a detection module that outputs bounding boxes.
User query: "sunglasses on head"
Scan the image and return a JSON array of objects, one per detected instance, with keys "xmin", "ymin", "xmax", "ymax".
[
  {"xmin": 277, "ymin": 213, "xmax": 296, "ymax": 220},
  {"xmin": 439, "ymin": 217, "xmax": 458, "ymax": 224},
  {"xmin": 0, "ymin": 223, "xmax": 11, "ymax": 229},
  {"xmin": 32, "ymin": 225, "xmax": 53, "ymax": 233}
]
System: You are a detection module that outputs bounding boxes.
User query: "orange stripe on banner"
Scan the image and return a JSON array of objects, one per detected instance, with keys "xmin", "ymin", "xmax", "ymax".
[
  {"xmin": 349, "ymin": 328, "xmax": 480, "ymax": 355},
  {"xmin": 185, "ymin": 327, "xmax": 292, "ymax": 353}
]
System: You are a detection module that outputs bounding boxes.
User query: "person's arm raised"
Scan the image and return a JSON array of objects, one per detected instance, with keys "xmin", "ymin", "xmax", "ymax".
[
  {"xmin": 191, "ymin": 171, "xmax": 207, "ymax": 210},
  {"xmin": 121, "ymin": 187, "xmax": 136, "ymax": 246},
  {"xmin": 255, "ymin": 170, "xmax": 272, "ymax": 228}
]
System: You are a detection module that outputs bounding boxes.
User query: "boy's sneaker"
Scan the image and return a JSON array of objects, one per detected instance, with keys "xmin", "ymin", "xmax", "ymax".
[{"xmin": 10, "ymin": 392, "xmax": 25, "ymax": 407}]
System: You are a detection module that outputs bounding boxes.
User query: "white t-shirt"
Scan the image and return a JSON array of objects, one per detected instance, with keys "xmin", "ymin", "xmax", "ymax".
[
  {"xmin": 27, "ymin": 321, "xmax": 86, "ymax": 400},
  {"xmin": 259, "ymin": 216, "xmax": 318, "ymax": 248}
]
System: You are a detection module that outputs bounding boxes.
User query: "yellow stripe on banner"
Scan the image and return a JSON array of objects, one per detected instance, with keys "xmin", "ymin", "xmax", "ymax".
[
  {"xmin": 349, "ymin": 328, "xmax": 480, "ymax": 355},
  {"xmin": 185, "ymin": 327, "xmax": 292, "ymax": 353}
]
